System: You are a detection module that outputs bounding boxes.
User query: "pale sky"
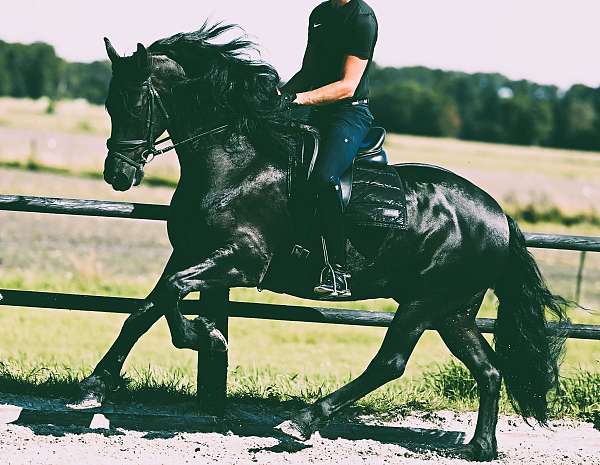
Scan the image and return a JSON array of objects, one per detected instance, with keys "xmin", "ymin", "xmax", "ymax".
[{"xmin": 3, "ymin": 0, "xmax": 600, "ymax": 89}]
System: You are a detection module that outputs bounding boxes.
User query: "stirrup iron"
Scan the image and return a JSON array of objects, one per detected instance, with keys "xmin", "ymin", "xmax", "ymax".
[{"xmin": 314, "ymin": 237, "xmax": 351, "ymax": 298}]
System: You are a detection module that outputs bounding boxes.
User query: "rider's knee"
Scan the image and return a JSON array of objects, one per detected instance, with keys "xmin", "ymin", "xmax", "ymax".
[
  {"xmin": 313, "ymin": 176, "xmax": 342, "ymax": 201},
  {"xmin": 312, "ymin": 172, "xmax": 334, "ymax": 191}
]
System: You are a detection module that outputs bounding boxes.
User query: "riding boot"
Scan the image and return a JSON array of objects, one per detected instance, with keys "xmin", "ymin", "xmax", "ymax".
[{"xmin": 314, "ymin": 180, "xmax": 351, "ymax": 299}]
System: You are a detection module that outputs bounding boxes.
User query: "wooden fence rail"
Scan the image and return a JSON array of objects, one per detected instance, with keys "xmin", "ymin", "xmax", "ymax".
[
  {"xmin": 1, "ymin": 193, "xmax": 599, "ymax": 414},
  {"xmin": 1, "ymin": 194, "xmax": 600, "ymax": 251},
  {"xmin": 1, "ymin": 289, "xmax": 599, "ymax": 340}
]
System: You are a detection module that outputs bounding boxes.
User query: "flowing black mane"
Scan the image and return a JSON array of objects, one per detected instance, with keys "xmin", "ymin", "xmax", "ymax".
[{"xmin": 149, "ymin": 22, "xmax": 292, "ymax": 156}]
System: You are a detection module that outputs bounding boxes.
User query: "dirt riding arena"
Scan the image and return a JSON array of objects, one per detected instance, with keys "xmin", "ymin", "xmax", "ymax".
[{"xmin": 0, "ymin": 394, "xmax": 598, "ymax": 465}]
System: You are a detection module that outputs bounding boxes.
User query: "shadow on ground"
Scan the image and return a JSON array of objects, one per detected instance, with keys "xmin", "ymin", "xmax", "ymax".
[{"xmin": 0, "ymin": 391, "xmax": 466, "ymax": 456}]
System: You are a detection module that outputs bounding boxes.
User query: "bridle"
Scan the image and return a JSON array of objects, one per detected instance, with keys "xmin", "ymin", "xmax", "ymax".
[{"xmin": 106, "ymin": 77, "xmax": 228, "ymax": 172}]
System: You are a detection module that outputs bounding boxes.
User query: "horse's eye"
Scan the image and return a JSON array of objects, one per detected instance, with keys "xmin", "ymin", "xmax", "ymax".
[{"xmin": 119, "ymin": 91, "xmax": 145, "ymax": 117}]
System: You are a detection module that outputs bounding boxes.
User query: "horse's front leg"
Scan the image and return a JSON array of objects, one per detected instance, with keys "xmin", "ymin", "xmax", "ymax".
[
  {"xmin": 70, "ymin": 254, "xmax": 183, "ymax": 409},
  {"xmin": 158, "ymin": 243, "xmax": 266, "ymax": 352}
]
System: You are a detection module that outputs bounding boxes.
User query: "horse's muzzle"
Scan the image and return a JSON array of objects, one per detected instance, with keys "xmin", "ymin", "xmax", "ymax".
[
  {"xmin": 104, "ymin": 154, "xmax": 139, "ymax": 191},
  {"xmin": 104, "ymin": 153, "xmax": 144, "ymax": 192},
  {"xmin": 111, "ymin": 172, "xmax": 135, "ymax": 191}
]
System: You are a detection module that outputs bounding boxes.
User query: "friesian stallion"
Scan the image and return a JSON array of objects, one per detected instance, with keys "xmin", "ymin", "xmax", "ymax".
[{"xmin": 75, "ymin": 24, "xmax": 568, "ymax": 461}]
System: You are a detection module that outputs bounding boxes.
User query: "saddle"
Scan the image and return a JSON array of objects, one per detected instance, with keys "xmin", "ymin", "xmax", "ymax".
[
  {"xmin": 290, "ymin": 124, "xmax": 388, "ymax": 197},
  {"xmin": 287, "ymin": 125, "xmax": 407, "ymax": 259}
]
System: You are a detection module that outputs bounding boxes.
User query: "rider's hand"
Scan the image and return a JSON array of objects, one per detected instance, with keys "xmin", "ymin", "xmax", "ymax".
[{"xmin": 280, "ymin": 92, "xmax": 298, "ymax": 110}]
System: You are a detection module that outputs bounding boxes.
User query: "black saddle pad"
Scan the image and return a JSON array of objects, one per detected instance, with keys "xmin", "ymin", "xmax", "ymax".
[{"xmin": 345, "ymin": 164, "xmax": 407, "ymax": 230}]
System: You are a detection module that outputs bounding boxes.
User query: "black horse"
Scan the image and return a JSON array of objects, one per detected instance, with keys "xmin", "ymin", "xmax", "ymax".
[{"xmin": 76, "ymin": 24, "xmax": 568, "ymax": 461}]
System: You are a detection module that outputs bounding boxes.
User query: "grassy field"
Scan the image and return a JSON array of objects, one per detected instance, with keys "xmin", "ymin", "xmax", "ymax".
[
  {"xmin": 2, "ymin": 97, "xmax": 600, "ymax": 214},
  {"xmin": 0, "ymin": 98, "xmax": 599, "ymax": 419}
]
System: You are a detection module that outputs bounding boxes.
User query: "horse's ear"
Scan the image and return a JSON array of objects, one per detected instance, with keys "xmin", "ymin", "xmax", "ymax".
[
  {"xmin": 104, "ymin": 37, "xmax": 120, "ymax": 63},
  {"xmin": 135, "ymin": 43, "xmax": 149, "ymax": 70}
]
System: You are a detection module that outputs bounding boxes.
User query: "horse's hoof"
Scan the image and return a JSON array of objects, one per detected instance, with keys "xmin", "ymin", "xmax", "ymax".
[
  {"xmin": 190, "ymin": 318, "xmax": 228, "ymax": 352},
  {"xmin": 275, "ymin": 419, "xmax": 312, "ymax": 442},
  {"xmin": 66, "ymin": 393, "xmax": 103, "ymax": 410},
  {"xmin": 67, "ymin": 375, "xmax": 107, "ymax": 410},
  {"xmin": 275, "ymin": 408, "xmax": 322, "ymax": 442},
  {"xmin": 208, "ymin": 328, "xmax": 228, "ymax": 353},
  {"xmin": 442, "ymin": 443, "xmax": 497, "ymax": 462}
]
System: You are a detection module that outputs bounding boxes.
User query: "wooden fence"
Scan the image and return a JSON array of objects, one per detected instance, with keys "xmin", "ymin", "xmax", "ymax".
[{"xmin": 1, "ymin": 194, "xmax": 599, "ymax": 414}]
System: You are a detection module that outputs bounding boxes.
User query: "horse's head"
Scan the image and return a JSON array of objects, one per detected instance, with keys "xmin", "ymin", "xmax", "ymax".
[
  {"xmin": 103, "ymin": 38, "xmax": 183, "ymax": 191},
  {"xmin": 103, "ymin": 25, "xmax": 291, "ymax": 191}
]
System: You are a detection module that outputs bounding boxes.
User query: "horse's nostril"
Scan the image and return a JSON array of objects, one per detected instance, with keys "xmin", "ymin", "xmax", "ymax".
[
  {"xmin": 115, "ymin": 172, "xmax": 127, "ymax": 183},
  {"xmin": 112, "ymin": 172, "xmax": 132, "ymax": 190}
]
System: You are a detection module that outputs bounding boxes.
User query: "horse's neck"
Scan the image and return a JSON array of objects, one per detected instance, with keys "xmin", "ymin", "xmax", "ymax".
[{"xmin": 174, "ymin": 132, "xmax": 277, "ymax": 193}]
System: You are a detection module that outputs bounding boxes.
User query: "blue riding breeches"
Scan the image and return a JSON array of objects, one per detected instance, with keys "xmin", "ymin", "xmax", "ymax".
[{"xmin": 309, "ymin": 102, "xmax": 374, "ymax": 191}]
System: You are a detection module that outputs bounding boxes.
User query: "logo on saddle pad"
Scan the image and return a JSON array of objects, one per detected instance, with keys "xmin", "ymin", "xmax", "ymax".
[{"xmin": 383, "ymin": 209, "xmax": 400, "ymax": 218}]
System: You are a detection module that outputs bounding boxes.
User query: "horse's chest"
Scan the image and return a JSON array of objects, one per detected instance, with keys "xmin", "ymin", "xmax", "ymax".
[
  {"xmin": 166, "ymin": 188, "xmax": 239, "ymax": 252},
  {"xmin": 166, "ymin": 206, "xmax": 205, "ymax": 251}
]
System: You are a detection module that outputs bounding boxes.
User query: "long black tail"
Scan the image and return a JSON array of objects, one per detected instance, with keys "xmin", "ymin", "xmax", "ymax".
[{"xmin": 493, "ymin": 216, "xmax": 569, "ymax": 423}]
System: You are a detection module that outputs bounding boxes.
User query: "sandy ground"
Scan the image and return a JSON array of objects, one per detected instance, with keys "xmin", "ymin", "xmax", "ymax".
[{"xmin": 0, "ymin": 394, "xmax": 598, "ymax": 465}]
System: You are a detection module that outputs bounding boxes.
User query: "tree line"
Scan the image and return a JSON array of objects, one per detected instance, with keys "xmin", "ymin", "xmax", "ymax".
[
  {"xmin": 1, "ymin": 39, "xmax": 599, "ymax": 151},
  {"xmin": 369, "ymin": 65, "xmax": 600, "ymax": 151},
  {"xmin": 0, "ymin": 40, "xmax": 110, "ymax": 105}
]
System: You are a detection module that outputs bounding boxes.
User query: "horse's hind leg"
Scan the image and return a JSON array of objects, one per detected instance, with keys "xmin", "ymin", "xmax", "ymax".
[
  {"xmin": 437, "ymin": 291, "xmax": 501, "ymax": 461},
  {"xmin": 276, "ymin": 299, "xmax": 434, "ymax": 441}
]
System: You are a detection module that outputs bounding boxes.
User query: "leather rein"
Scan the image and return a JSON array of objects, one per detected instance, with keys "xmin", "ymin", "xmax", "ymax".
[{"xmin": 106, "ymin": 77, "xmax": 228, "ymax": 171}]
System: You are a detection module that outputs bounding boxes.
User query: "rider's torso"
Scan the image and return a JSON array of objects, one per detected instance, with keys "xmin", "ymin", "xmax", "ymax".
[{"xmin": 306, "ymin": 0, "xmax": 378, "ymax": 101}]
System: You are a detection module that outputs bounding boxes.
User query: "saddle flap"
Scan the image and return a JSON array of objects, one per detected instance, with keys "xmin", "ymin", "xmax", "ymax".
[{"xmin": 344, "ymin": 165, "xmax": 407, "ymax": 230}]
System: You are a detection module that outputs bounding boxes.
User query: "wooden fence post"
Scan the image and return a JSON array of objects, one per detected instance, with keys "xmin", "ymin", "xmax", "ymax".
[
  {"xmin": 575, "ymin": 251, "xmax": 587, "ymax": 303},
  {"xmin": 196, "ymin": 289, "xmax": 229, "ymax": 416}
]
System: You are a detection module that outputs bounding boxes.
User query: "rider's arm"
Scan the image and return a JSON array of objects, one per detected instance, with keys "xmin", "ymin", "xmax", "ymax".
[{"xmin": 294, "ymin": 55, "xmax": 368, "ymax": 106}]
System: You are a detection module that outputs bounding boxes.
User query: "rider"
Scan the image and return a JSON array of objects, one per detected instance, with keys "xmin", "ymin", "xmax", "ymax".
[{"xmin": 280, "ymin": 0, "xmax": 378, "ymax": 299}]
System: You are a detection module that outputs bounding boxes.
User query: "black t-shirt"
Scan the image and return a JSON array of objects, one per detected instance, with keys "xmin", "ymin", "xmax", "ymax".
[{"xmin": 305, "ymin": 0, "xmax": 378, "ymax": 101}]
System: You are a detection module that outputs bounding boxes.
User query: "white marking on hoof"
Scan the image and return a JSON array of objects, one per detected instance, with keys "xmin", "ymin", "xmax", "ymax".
[
  {"xmin": 275, "ymin": 420, "xmax": 310, "ymax": 442},
  {"xmin": 66, "ymin": 396, "xmax": 102, "ymax": 410}
]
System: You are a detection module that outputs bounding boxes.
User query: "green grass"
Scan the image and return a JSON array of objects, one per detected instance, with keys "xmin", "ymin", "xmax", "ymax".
[
  {"xmin": 506, "ymin": 200, "xmax": 600, "ymax": 228},
  {"xmin": 0, "ymin": 360, "xmax": 597, "ymax": 423},
  {"xmin": 0, "ymin": 360, "xmax": 196, "ymax": 405}
]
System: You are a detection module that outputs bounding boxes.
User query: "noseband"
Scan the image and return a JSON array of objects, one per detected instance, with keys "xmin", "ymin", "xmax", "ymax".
[{"xmin": 106, "ymin": 77, "xmax": 228, "ymax": 171}]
